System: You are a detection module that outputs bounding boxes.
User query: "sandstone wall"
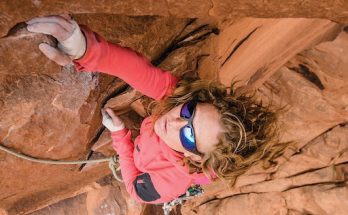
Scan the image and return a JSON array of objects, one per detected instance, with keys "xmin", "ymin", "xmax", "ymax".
[{"xmin": 0, "ymin": 1, "xmax": 347, "ymax": 214}]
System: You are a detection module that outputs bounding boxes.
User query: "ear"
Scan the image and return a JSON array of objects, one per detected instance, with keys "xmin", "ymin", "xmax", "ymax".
[{"xmin": 184, "ymin": 152, "xmax": 202, "ymax": 162}]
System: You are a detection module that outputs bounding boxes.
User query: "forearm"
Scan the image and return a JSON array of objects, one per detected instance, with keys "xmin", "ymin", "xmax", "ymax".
[
  {"xmin": 73, "ymin": 26, "xmax": 178, "ymax": 100},
  {"xmin": 111, "ymin": 129, "xmax": 141, "ymax": 187}
]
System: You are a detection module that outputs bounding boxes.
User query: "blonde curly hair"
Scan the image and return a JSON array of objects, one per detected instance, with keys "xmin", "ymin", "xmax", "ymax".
[{"xmin": 148, "ymin": 78, "xmax": 288, "ymax": 186}]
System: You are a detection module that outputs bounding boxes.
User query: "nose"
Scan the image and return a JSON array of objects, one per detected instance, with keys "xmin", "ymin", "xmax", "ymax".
[{"xmin": 168, "ymin": 117, "xmax": 187, "ymax": 130}]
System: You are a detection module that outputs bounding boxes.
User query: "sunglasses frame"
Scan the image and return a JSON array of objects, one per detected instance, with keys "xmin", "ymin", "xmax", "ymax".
[{"xmin": 179, "ymin": 101, "xmax": 202, "ymax": 156}]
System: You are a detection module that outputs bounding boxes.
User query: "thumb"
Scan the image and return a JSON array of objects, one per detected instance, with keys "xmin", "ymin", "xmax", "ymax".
[
  {"xmin": 59, "ymin": 13, "xmax": 73, "ymax": 21},
  {"xmin": 39, "ymin": 43, "xmax": 72, "ymax": 66},
  {"xmin": 105, "ymin": 108, "xmax": 118, "ymax": 120}
]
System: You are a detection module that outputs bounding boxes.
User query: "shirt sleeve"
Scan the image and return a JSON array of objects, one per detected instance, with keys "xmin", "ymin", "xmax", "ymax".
[
  {"xmin": 111, "ymin": 129, "xmax": 191, "ymax": 204},
  {"xmin": 73, "ymin": 25, "xmax": 178, "ymax": 100}
]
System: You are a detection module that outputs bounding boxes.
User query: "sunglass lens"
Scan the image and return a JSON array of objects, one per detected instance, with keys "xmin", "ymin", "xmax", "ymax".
[
  {"xmin": 180, "ymin": 101, "xmax": 196, "ymax": 120},
  {"xmin": 180, "ymin": 125, "xmax": 196, "ymax": 152}
]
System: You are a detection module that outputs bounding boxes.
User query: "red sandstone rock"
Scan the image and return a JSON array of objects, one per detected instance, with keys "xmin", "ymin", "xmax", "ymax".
[
  {"xmin": 0, "ymin": 1, "xmax": 347, "ymax": 214},
  {"xmin": 1, "ymin": 0, "xmax": 347, "ymax": 38},
  {"xmin": 198, "ymin": 18, "xmax": 342, "ymax": 89},
  {"xmin": 182, "ymin": 30, "xmax": 348, "ymax": 215},
  {"xmin": 0, "ymin": 14, "xmax": 189, "ymax": 214}
]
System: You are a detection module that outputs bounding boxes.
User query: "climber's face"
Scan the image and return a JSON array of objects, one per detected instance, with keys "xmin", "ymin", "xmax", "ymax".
[{"xmin": 154, "ymin": 102, "xmax": 223, "ymax": 161}]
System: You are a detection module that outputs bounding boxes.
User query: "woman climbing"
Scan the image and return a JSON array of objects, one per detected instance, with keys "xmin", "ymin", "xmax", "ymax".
[{"xmin": 26, "ymin": 15, "xmax": 286, "ymax": 204}]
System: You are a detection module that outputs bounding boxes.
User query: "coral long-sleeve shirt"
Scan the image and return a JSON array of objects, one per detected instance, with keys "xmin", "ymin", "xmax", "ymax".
[{"xmin": 73, "ymin": 26, "xmax": 209, "ymax": 204}]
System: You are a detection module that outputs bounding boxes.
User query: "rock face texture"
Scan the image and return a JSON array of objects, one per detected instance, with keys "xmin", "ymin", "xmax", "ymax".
[
  {"xmin": 182, "ymin": 31, "xmax": 348, "ymax": 215},
  {"xmin": 0, "ymin": 1, "xmax": 347, "ymax": 215},
  {"xmin": 1, "ymin": 0, "xmax": 348, "ymax": 37},
  {"xmin": 0, "ymin": 14, "xmax": 191, "ymax": 215}
]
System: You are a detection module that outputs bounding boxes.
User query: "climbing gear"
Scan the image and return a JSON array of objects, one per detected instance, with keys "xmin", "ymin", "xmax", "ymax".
[
  {"xmin": 162, "ymin": 184, "xmax": 204, "ymax": 215},
  {"xmin": 0, "ymin": 143, "xmax": 123, "ymax": 182},
  {"xmin": 108, "ymin": 154, "xmax": 123, "ymax": 182}
]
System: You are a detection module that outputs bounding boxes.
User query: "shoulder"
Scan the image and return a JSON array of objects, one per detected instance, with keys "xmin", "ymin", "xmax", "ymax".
[{"xmin": 139, "ymin": 116, "xmax": 156, "ymax": 134}]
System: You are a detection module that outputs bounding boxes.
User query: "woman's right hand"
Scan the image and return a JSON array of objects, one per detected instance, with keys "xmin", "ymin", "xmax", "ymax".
[
  {"xmin": 26, "ymin": 15, "xmax": 86, "ymax": 66},
  {"xmin": 102, "ymin": 108, "xmax": 125, "ymax": 132}
]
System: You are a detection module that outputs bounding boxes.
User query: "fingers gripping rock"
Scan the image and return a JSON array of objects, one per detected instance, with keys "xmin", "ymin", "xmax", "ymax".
[
  {"xmin": 102, "ymin": 109, "xmax": 125, "ymax": 132},
  {"xmin": 39, "ymin": 43, "xmax": 72, "ymax": 66},
  {"xmin": 26, "ymin": 15, "xmax": 74, "ymax": 33},
  {"xmin": 26, "ymin": 16, "xmax": 86, "ymax": 60},
  {"xmin": 26, "ymin": 22, "xmax": 69, "ymax": 41}
]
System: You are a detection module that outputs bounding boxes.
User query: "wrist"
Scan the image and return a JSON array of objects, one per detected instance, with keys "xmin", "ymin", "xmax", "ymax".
[
  {"xmin": 73, "ymin": 30, "xmax": 87, "ymax": 60},
  {"xmin": 58, "ymin": 20, "xmax": 86, "ymax": 59},
  {"xmin": 108, "ymin": 123, "xmax": 125, "ymax": 132},
  {"xmin": 111, "ymin": 128, "xmax": 129, "ymax": 142}
]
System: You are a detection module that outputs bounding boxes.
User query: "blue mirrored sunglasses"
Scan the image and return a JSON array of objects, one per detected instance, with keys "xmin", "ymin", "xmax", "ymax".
[{"xmin": 179, "ymin": 101, "xmax": 201, "ymax": 155}]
